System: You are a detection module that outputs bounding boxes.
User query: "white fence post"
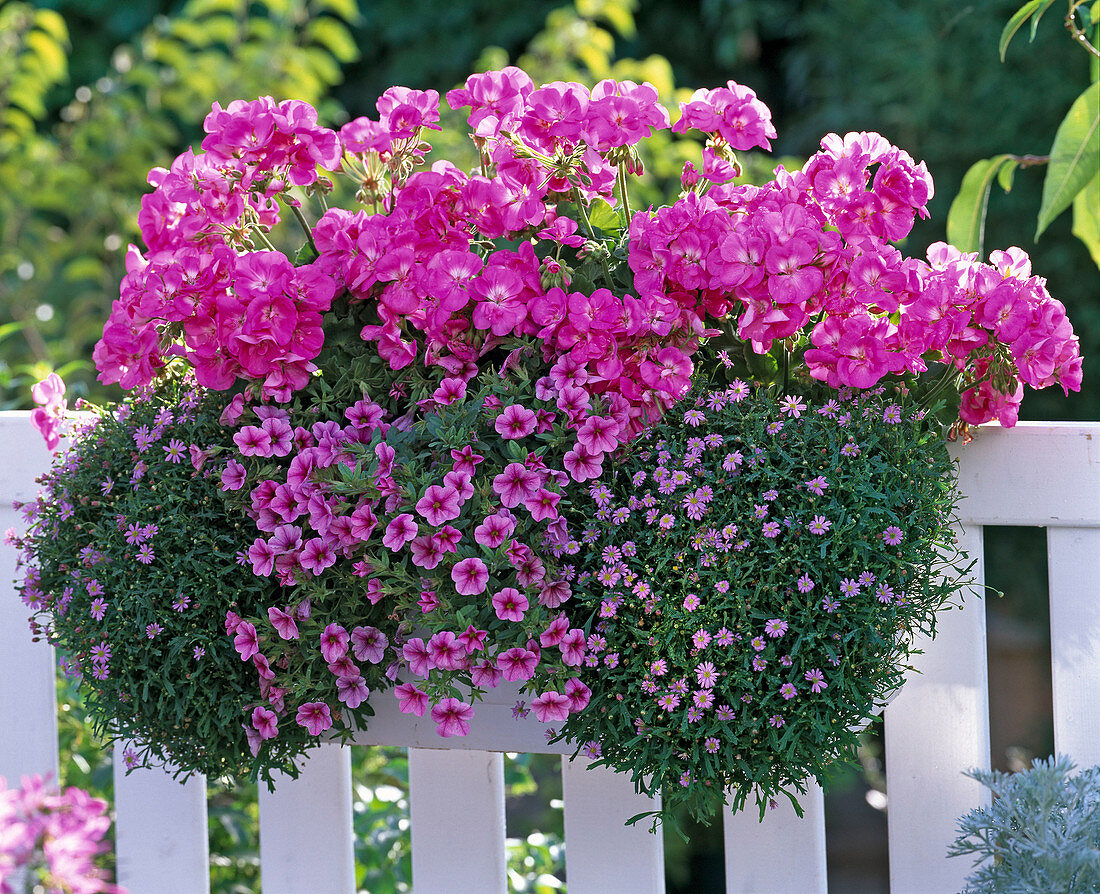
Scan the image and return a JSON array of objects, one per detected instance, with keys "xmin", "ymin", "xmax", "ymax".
[
  {"xmin": 1048, "ymin": 527, "xmax": 1100, "ymax": 767},
  {"xmin": 884, "ymin": 522, "xmax": 990, "ymax": 894},
  {"xmin": 723, "ymin": 781, "xmax": 827, "ymax": 894},
  {"xmin": 113, "ymin": 743, "xmax": 210, "ymax": 894},
  {"xmin": 561, "ymin": 757, "xmax": 665, "ymax": 894},
  {"xmin": 408, "ymin": 748, "xmax": 507, "ymax": 894},
  {"xmin": 259, "ymin": 742, "xmax": 356, "ymax": 894},
  {"xmin": 0, "ymin": 415, "xmax": 59, "ymax": 786}
]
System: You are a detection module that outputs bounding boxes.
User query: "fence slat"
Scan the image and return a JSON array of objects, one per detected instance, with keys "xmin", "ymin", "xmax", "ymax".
[
  {"xmin": 0, "ymin": 508, "xmax": 59, "ymax": 785},
  {"xmin": 723, "ymin": 781, "xmax": 826, "ymax": 894},
  {"xmin": 561, "ymin": 757, "xmax": 664, "ymax": 894},
  {"xmin": 259, "ymin": 743, "xmax": 355, "ymax": 894},
  {"xmin": 113, "ymin": 744, "xmax": 210, "ymax": 894},
  {"xmin": 884, "ymin": 522, "xmax": 990, "ymax": 894},
  {"xmin": 0, "ymin": 417, "xmax": 58, "ymax": 785},
  {"xmin": 1048, "ymin": 527, "xmax": 1100, "ymax": 767},
  {"xmin": 408, "ymin": 748, "xmax": 506, "ymax": 894}
]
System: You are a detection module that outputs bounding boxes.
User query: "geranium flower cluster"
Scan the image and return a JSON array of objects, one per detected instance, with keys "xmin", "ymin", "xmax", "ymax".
[
  {"xmin": 556, "ymin": 374, "xmax": 964, "ymax": 822},
  {"xmin": 0, "ymin": 774, "xmax": 119, "ymax": 894},
  {"xmin": 628, "ymin": 136, "xmax": 1081, "ymax": 421}
]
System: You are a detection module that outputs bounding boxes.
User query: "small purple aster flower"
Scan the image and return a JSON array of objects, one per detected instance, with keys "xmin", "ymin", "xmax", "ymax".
[
  {"xmin": 883, "ymin": 404, "xmax": 902, "ymax": 424},
  {"xmin": 769, "ymin": 714, "xmax": 785, "ymax": 728},
  {"xmin": 686, "ymin": 706, "xmax": 703, "ymax": 723},
  {"xmin": 841, "ymin": 441, "xmax": 861, "ymax": 457},
  {"xmin": 751, "ymin": 636, "xmax": 766, "ymax": 651},
  {"xmin": 804, "ymin": 668, "xmax": 827, "ymax": 693},
  {"xmin": 683, "ymin": 409, "xmax": 706, "ymax": 427},
  {"xmin": 683, "ymin": 594, "xmax": 701, "ymax": 612},
  {"xmin": 695, "ymin": 662, "xmax": 718, "ymax": 688},
  {"xmin": 764, "ymin": 619, "xmax": 788, "ymax": 638},
  {"xmin": 705, "ymin": 737, "xmax": 720, "ymax": 754},
  {"xmin": 715, "ymin": 705, "xmax": 735, "ymax": 720},
  {"xmin": 779, "ymin": 395, "xmax": 806, "ymax": 418},
  {"xmin": 882, "ymin": 526, "xmax": 904, "ymax": 545},
  {"xmin": 145, "ymin": 622, "xmax": 163, "ymax": 639},
  {"xmin": 797, "ymin": 574, "xmax": 814, "ymax": 593},
  {"xmin": 163, "ymin": 439, "xmax": 186, "ymax": 463},
  {"xmin": 808, "ymin": 515, "xmax": 832, "ymax": 535},
  {"xmin": 762, "ymin": 521, "xmax": 780, "ymax": 538},
  {"xmin": 840, "ymin": 578, "xmax": 861, "ymax": 597},
  {"xmin": 780, "ymin": 683, "xmax": 798, "ymax": 700},
  {"xmin": 822, "ymin": 596, "xmax": 841, "ymax": 613},
  {"xmin": 805, "ymin": 476, "xmax": 828, "ymax": 495},
  {"xmin": 135, "ymin": 544, "xmax": 155, "ymax": 564},
  {"xmin": 692, "ymin": 629, "xmax": 712, "ymax": 650},
  {"xmin": 193, "ymin": 646, "xmax": 205, "ymax": 660},
  {"xmin": 657, "ymin": 693, "xmax": 681, "ymax": 711},
  {"xmin": 650, "ymin": 658, "xmax": 668, "ymax": 676},
  {"xmin": 89, "ymin": 598, "xmax": 107, "ymax": 620},
  {"xmin": 752, "ymin": 656, "xmax": 768, "ymax": 672}
]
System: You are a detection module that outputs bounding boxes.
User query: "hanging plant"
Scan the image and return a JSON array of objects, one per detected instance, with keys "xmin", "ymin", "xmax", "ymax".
[{"xmin": 556, "ymin": 366, "xmax": 966, "ymax": 823}]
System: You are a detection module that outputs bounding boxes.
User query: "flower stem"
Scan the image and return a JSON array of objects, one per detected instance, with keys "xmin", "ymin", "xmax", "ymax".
[
  {"xmin": 571, "ymin": 185, "xmax": 614, "ymax": 289},
  {"xmin": 284, "ymin": 198, "xmax": 317, "ymax": 252},
  {"xmin": 617, "ymin": 163, "xmax": 633, "ymax": 227}
]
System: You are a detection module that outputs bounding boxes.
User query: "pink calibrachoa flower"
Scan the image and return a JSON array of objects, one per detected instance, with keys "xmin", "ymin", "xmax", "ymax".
[
  {"xmin": 532, "ymin": 690, "xmax": 571, "ymax": 722},
  {"xmin": 252, "ymin": 706, "xmax": 279, "ymax": 739},
  {"xmin": 337, "ymin": 675, "xmax": 370, "ymax": 708},
  {"xmin": 319, "ymin": 624, "xmax": 349, "ymax": 663},
  {"xmin": 382, "ymin": 513, "xmax": 419, "ymax": 550},
  {"xmin": 415, "ymin": 484, "xmax": 462, "ymax": 526},
  {"xmin": 431, "ymin": 697, "xmax": 474, "ymax": 737},
  {"xmin": 350, "ymin": 625, "xmax": 387, "ymax": 663},
  {"xmin": 492, "ymin": 587, "xmax": 529, "ymax": 621},
  {"xmin": 233, "ymin": 621, "xmax": 259, "ymax": 661},
  {"xmin": 268, "ymin": 606, "xmax": 300, "ymax": 640},
  {"xmin": 494, "ymin": 403, "xmax": 538, "ymax": 439},
  {"xmin": 395, "ymin": 682, "xmax": 429, "ymax": 716},
  {"xmin": 296, "ymin": 701, "xmax": 333, "ymax": 735},
  {"xmin": 497, "ymin": 647, "xmax": 538, "ymax": 681},
  {"xmin": 451, "ymin": 556, "xmax": 489, "ymax": 595}
]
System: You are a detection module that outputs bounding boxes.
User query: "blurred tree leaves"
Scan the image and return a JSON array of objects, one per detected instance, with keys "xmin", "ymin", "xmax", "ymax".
[{"xmin": 0, "ymin": 0, "xmax": 360, "ymax": 408}]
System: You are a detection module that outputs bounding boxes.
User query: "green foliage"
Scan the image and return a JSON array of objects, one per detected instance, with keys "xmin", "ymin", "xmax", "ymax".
[
  {"xmin": 949, "ymin": 755, "xmax": 1100, "ymax": 893},
  {"xmin": 558, "ymin": 370, "xmax": 968, "ymax": 824}
]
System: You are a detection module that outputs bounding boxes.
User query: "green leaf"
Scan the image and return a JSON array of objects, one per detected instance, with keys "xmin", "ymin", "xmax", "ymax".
[
  {"xmin": 588, "ymin": 197, "xmax": 621, "ymax": 233},
  {"xmin": 999, "ymin": 0, "xmax": 1056, "ymax": 61},
  {"xmin": 946, "ymin": 155, "xmax": 1015, "ymax": 256},
  {"xmin": 1037, "ymin": 82, "xmax": 1100, "ymax": 239},
  {"xmin": 1071, "ymin": 173, "xmax": 1100, "ymax": 268},
  {"xmin": 996, "ymin": 158, "xmax": 1019, "ymax": 193}
]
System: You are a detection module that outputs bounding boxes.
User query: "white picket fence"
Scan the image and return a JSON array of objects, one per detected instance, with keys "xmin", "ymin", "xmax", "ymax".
[{"xmin": 2, "ymin": 411, "xmax": 1098, "ymax": 894}]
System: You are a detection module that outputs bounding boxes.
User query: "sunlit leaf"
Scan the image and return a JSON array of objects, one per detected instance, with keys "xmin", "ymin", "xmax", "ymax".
[
  {"xmin": 999, "ymin": 0, "xmax": 1056, "ymax": 61},
  {"xmin": 1071, "ymin": 173, "xmax": 1100, "ymax": 268},
  {"xmin": 1036, "ymin": 82, "xmax": 1100, "ymax": 239},
  {"xmin": 946, "ymin": 155, "xmax": 1016, "ymax": 257}
]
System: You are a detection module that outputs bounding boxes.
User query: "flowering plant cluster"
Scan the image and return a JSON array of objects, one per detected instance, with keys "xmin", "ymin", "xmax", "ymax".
[
  {"xmin": 14, "ymin": 65, "xmax": 1083, "ymax": 810},
  {"xmin": 13, "ymin": 375, "xmax": 322, "ymax": 781},
  {"xmin": 0, "ymin": 774, "xmax": 119, "ymax": 894},
  {"xmin": 554, "ymin": 367, "xmax": 964, "ymax": 822}
]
